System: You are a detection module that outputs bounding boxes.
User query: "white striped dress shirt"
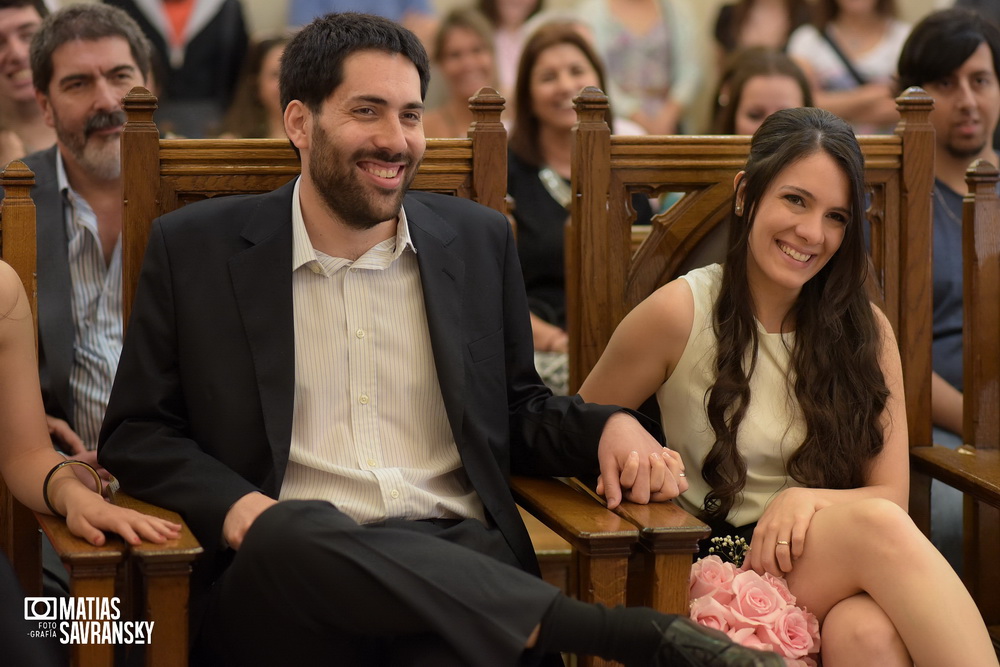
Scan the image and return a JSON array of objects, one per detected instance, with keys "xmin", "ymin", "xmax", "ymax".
[
  {"xmin": 57, "ymin": 152, "xmax": 123, "ymax": 451},
  {"xmin": 279, "ymin": 179, "xmax": 486, "ymax": 525}
]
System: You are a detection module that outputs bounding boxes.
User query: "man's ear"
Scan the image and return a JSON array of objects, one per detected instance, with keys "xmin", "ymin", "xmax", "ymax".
[
  {"xmin": 284, "ymin": 100, "xmax": 310, "ymax": 152},
  {"xmin": 35, "ymin": 89, "xmax": 55, "ymax": 129}
]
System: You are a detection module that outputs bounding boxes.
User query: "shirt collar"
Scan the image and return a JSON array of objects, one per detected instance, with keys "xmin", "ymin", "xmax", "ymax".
[
  {"xmin": 55, "ymin": 149, "xmax": 71, "ymax": 196},
  {"xmin": 290, "ymin": 177, "xmax": 416, "ymax": 274}
]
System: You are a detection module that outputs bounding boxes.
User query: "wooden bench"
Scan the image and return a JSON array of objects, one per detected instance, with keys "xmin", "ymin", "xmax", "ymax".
[{"xmin": 910, "ymin": 159, "xmax": 1000, "ymax": 648}]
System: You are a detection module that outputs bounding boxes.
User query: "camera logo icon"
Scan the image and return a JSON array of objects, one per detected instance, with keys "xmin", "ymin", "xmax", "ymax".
[{"xmin": 24, "ymin": 597, "xmax": 58, "ymax": 621}]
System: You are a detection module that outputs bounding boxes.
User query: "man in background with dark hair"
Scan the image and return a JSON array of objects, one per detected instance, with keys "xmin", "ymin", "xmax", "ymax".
[
  {"xmin": 897, "ymin": 6, "xmax": 1000, "ymax": 573},
  {"xmin": 0, "ymin": 0, "xmax": 52, "ymax": 153},
  {"xmin": 18, "ymin": 0, "xmax": 151, "ymax": 468},
  {"xmin": 101, "ymin": 11, "xmax": 780, "ymax": 667}
]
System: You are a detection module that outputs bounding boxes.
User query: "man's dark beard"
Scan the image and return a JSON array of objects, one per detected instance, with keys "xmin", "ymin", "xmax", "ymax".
[
  {"xmin": 946, "ymin": 139, "xmax": 988, "ymax": 161},
  {"xmin": 310, "ymin": 123, "xmax": 421, "ymax": 231}
]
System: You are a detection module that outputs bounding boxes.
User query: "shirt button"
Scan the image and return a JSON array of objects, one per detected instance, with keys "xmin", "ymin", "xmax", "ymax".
[
  {"xmin": 359, "ymin": 394, "xmax": 369, "ymax": 405},
  {"xmin": 390, "ymin": 490, "xmax": 400, "ymax": 499},
  {"xmin": 367, "ymin": 458, "xmax": 377, "ymax": 467},
  {"xmin": 356, "ymin": 329, "xmax": 365, "ymax": 339}
]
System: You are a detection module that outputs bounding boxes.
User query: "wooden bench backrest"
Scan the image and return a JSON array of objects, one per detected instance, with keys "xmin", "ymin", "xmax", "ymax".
[
  {"xmin": 567, "ymin": 86, "xmax": 935, "ymax": 453},
  {"xmin": 0, "ymin": 160, "xmax": 41, "ymax": 595},
  {"xmin": 962, "ymin": 160, "xmax": 1000, "ymax": 451},
  {"xmin": 121, "ymin": 86, "xmax": 508, "ymax": 323}
]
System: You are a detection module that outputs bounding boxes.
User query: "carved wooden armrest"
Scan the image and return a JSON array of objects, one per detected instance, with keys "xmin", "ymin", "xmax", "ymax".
[
  {"xmin": 558, "ymin": 478, "xmax": 710, "ymax": 615},
  {"xmin": 510, "ymin": 475, "xmax": 637, "ymax": 609},
  {"xmin": 36, "ymin": 493, "xmax": 202, "ymax": 667}
]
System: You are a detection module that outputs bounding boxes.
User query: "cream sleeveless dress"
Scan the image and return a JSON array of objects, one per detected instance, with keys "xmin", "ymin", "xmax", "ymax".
[{"xmin": 656, "ymin": 264, "xmax": 806, "ymax": 527}]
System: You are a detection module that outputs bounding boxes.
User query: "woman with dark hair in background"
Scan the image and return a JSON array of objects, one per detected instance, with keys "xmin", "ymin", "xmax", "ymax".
[
  {"xmin": 423, "ymin": 9, "xmax": 497, "ymax": 138},
  {"xmin": 713, "ymin": 0, "xmax": 811, "ymax": 68},
  {"xmin": 714, "ymin": 47, "xmax": 812, "ymax": 135},
  {"xmin": 218, "ymin": 34, "xmax": 291, "ymax": 139},
  {"xmin": 581, "ymin": 106, "xmax": 998, "ymax": 666},
  {"xmin": 787, "ymin": 0, "xmax": 909, "ymax": 133},
  {"xmin": 508, "ymin": 21, "xmax": 651, "ymax": 393}
]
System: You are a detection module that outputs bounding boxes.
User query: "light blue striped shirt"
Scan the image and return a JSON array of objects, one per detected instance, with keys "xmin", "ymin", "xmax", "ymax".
[
  {"xmin": 279, "ymin": 178, "xmax": 486, "ymax": 524},
  {"xmin": 56, "ymin": 151, "xmax": 123, "ymax": 451}
]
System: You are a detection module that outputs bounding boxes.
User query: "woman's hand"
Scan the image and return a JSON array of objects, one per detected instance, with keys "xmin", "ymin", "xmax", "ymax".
[
  {"xmin": 747, "ymin": 487, "xmax": 831, "ymax": 576},
  {"xmin": 61, "ymin": 485, "xmax": 182, "ymax": 547}
]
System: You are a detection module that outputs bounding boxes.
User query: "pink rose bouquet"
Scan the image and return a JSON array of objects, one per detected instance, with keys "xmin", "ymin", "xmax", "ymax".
[{"xmin": 689, "ymin": 538, "xmax": 820, "ymax": 665}]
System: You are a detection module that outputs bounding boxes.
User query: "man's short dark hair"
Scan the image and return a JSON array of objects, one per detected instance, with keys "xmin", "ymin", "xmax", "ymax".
[
  {"xmin": 30, "ymin": 4, "xmax": 152, "ymax": 94},
  {"xmin": 0, "ymin": 0, "xmax": 47, "ymax": 18},
  {"xmin": 898, "ymin": 8, "xmax": 1000, "ymax": 91},
  {"xmin": 279, "ymin": 12, "xmax": 430, "ymax": 113}
]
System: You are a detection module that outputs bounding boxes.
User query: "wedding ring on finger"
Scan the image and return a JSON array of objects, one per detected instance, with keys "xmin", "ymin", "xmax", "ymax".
[
  {"xmin": 776, "ymin": 540, "xmax": 790, "ymax": 546},
  {"xmin": 678, "ymin": 472, "xmax": 686, "ymax": 477}
]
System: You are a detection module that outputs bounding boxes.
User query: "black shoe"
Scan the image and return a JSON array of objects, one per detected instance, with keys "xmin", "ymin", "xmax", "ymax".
[{"xmin": 646, "ymin": 617, "xmax": 786, "ymax": 667}]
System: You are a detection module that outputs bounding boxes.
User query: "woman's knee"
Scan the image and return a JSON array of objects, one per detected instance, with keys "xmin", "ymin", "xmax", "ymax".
[
  {"xmin": 838, "ymin": 498, "xmax": 918, "ymax": 555},
  {"xmin": 822, "ymin": 596, "xmax": 909, "ymax": 666}
]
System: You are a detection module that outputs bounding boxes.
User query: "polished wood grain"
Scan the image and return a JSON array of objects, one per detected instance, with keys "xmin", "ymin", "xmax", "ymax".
[
  {"xmin": 911, "ymin": 160, "xmax": 1000, "ymax": 632},
  {"xmin": 0, "ymin": 160, "xmax": 41, "ymax": 599}
]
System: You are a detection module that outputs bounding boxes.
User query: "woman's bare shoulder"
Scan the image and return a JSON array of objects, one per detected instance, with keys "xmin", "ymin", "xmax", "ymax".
[{"xmin": 0, "ymin": 261, "xmax": 26, "ymax": 320}]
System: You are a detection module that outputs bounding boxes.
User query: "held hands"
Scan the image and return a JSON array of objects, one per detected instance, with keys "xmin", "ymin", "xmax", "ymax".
[
  {"xmin": 222, "ymin": 491, "xmax": 277, "ymax": 550},
  {"xmin": 596, "ymin": 412, "xmax": 688, "ymax": 509},
  {"xmin": 747, "ymin": 487, "xmax": 831, "ymax": 576}
]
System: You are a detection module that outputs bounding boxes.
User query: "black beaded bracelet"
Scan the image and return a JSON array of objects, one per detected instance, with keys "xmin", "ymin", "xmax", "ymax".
[{"xmin": 42, "ymin": 460, "xmax": 104, "ymax": 517}]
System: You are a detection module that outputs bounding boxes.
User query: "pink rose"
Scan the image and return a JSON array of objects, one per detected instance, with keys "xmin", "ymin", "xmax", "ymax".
[
  {"xmin": 690, "ymin": 594, "xmax": 736, "ymax": 633},
  {"xmin": 690, "ymin": 555, "xmax": 737, "ymax": 604},
  {"xmin": 728, "ymin": 569, "xmax": 788, "ymax": 628},
  {"xmin": 783, "ymin": 657, "xmax": 818, "ymax": 667},
  {"xmin": 761, "ymin": 572, "xmax": 797, "ymax": 607},
  {"xmin": 756, "ymin": 605, "xmax": 820, "ymax": 659},
  {"xmin": 728, "ymin": 627, "xmax": 774, "ymax": 653}
]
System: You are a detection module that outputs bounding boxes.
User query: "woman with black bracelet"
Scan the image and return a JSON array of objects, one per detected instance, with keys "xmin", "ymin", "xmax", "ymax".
[
  {"xmin": 1, "ymin": 259, "xmax": 180, "ymax": 665},
  {"xmin": 0, "ymin": 260, "xmax": 180, "ymax": 545}
]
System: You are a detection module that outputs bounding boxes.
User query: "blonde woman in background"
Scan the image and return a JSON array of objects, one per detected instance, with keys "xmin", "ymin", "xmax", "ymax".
[{"xmin": 423, "ymin": 9, "xmax": 497, "ymax": 138}]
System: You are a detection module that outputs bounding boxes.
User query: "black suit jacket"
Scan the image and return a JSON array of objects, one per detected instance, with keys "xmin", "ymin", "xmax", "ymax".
[{"xmin": 99, "ymin": 183, "xmax": 638, "ymax": 585}]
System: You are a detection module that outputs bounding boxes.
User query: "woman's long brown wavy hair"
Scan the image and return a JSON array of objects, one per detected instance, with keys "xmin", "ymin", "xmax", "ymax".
[{"xmin": 701, "ymin": 107, "xmax": 889, "ymax": 522}]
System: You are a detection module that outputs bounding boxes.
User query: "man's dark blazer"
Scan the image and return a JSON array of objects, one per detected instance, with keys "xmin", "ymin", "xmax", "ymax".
[
  {"xmin": 1, "ymin": 147, "xmax": 77, "ymax": 429},
  {"xmin": 99, "ymin": 181, "xmax": 638, "ymax": 589}
]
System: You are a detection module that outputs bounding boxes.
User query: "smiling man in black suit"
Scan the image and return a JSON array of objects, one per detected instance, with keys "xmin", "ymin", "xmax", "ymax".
[{"xmin": 99, "ymin": 12, "xmax": 781, "ymax": 667}]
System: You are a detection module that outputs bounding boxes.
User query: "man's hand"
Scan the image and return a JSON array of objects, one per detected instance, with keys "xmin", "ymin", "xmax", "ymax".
[
  {"xmin": 46, "ymin": 416, "xmax": 114, "ymax": 489},
  {"xmin": 47, "ymin": 415, "xmax": 85, "ymax": 453},
  {"xmin": 222, "ymin": 492, "xmax": 277, "ymax": 550},
  {"xmin": 596, "ymin": 412, "xmax": 688, "ymax": 509}
]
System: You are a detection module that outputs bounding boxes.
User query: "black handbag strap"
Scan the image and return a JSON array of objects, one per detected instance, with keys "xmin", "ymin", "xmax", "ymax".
[{"xmin": 820, "ymin": 28, "xmax": 868, "ymax": 87}]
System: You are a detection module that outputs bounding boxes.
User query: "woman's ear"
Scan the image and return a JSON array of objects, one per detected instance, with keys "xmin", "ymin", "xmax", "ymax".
[{"xmin": 733, "ymin": 171, "xmax": 746, "ymax": 216}]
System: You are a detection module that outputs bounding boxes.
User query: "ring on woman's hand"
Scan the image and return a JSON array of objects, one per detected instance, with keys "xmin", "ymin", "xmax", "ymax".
[
  {"xmin": 776, "ymin": 540, "xmax": 790, "ymax": 546},
  {"xmin": 678, "ymin": 472, "xmax": 686, "ymax": 477}
]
